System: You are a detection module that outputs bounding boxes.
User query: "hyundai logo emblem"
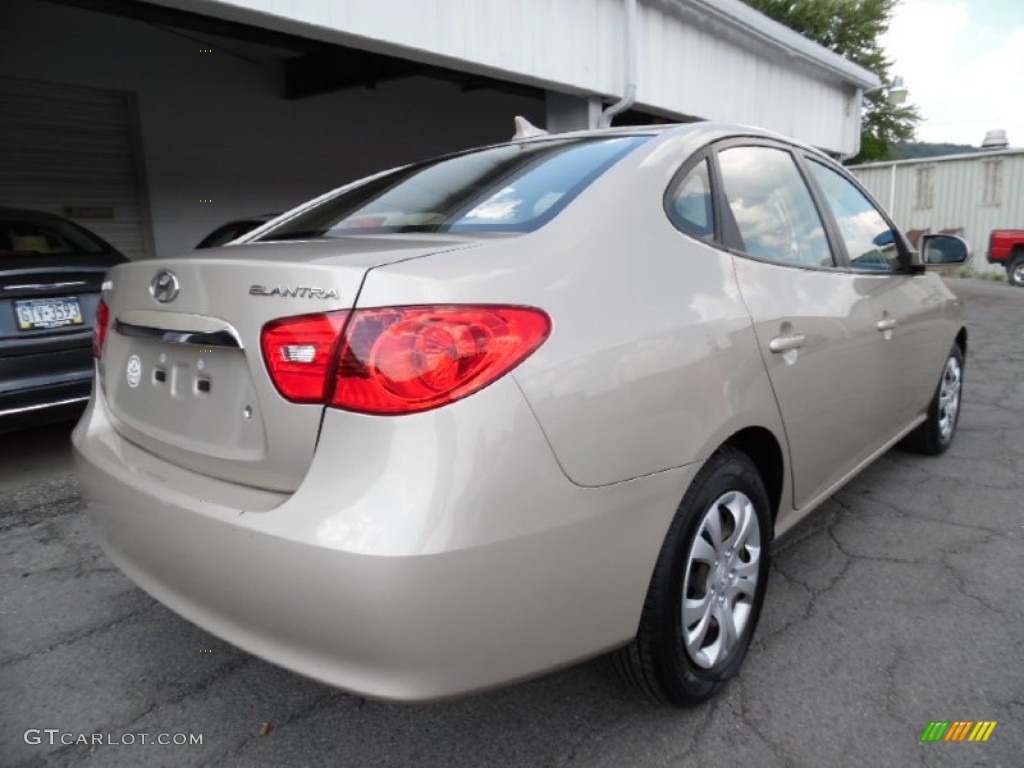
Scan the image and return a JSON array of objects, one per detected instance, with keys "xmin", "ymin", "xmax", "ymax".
[{"xmin": 149, "ymin": 271, "xmax": 180, "ymax": 303}]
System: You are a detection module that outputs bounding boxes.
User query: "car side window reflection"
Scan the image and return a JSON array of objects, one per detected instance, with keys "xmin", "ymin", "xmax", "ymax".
[
  {"xmin": 717, "ymin": 146, "xmax": 834, "ymax": 268},
  {"xmin": 667, "ymin": 159, "xmax": 714, "ymax": 240},
  {"xmin": 807, "ymin": 161, "xmax": 903, "ymax": 273}
]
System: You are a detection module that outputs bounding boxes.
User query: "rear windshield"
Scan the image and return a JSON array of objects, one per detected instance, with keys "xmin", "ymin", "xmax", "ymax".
[
  {"xmin": 257, "ymin": 136, "xmax": 651, "ymax": 239},
  {"xmin": 0, "ymin": 216, "xmax": 110, "ymax": 256}
]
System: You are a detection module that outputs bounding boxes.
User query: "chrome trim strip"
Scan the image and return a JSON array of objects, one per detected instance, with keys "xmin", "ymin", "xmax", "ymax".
[
  {"xmin": 113, "ymin": 319, "xmax": 243, "ymax": 349},
  {"xmin": 0, "ymin": 267, "xmax": 109, "ymax": 278},
  {"xmin": 0, "ymin": 396, "xmax": 90, "ymax": 418},
  {"xmin": 5, "ymin": 281, "xmax": 88, "ymax": 291}
]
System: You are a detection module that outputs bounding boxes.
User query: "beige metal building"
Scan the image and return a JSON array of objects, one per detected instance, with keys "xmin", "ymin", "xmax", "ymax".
[
  {"xmin": 1, "ymin": 0, "xmax": 878, "ymax": 259},
  {"xmin": 849, "ymin": 149, "xmax": 1024, "ymax": 273}
]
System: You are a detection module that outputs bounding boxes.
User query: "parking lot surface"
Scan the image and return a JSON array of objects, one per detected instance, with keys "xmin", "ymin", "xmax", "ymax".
[{"xmin": 2, "ymin": 279, "xmax": 1021, "ymax": 767}]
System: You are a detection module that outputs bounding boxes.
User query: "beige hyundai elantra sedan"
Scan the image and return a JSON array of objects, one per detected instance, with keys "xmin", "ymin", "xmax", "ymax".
[{"xmin": 72, "ymin": 121, "xmax": 968, "ymax": 707}]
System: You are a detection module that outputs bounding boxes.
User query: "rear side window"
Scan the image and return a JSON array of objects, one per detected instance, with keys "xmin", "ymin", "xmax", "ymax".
[
  {"xmin": 717, "ymin": 146, "xmax": 833, "ymax": 268},
  {"xmin": 667, "ymin": 159, "xmax": 714, "ymax": 240},
  {"xmin": 807, "ymin": 161, "xmax": 903, "ymax": 272},
  {"xmin": 259, "ymin": 136, "xmax": 651, "ymax": 239}
]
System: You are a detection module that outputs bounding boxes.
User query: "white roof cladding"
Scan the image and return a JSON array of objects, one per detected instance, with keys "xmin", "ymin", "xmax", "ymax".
[{"xmin": 150, "ymin": 0, "xmax": 879, "ymax": 155}]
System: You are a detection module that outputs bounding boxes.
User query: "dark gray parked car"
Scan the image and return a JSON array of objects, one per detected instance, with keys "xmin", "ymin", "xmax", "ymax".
[{"xmin": 0, "ymin": 207, "xmax": 125, "ymax": 432}]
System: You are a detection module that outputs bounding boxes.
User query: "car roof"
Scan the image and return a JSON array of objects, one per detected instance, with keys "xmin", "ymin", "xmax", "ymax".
[{"xmin": 516, "ymin": 121, "xmax": 836, "ymax": 163}]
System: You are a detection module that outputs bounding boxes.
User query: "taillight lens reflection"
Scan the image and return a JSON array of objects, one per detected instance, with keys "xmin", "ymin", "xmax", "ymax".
[
  {"xmin": 332, "ymin": 306, "xmax": 550, "ymax": 414},
  {"xmin": 92, "ymin": 298, "xmax": 109, "ymax": 359},
  {"xmin": 260, "ymin": 305, "xmax": 551, "ymax": 414}
]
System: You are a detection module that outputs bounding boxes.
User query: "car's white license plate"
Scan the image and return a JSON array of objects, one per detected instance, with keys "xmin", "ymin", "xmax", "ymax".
[{"xmin": 14, "ymin": 296, "xmax": 85, "ymax": 331}]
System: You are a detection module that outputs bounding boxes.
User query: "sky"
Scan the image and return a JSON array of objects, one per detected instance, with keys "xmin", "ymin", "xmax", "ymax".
[{"xmin": 882, "ymin": 0, "xmax": 1024, "ymax": 147}]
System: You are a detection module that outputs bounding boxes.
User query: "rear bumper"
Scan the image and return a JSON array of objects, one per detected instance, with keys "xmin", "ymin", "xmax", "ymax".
[
  {"xmin": 73, "ymin": 380, "xmax": 696, "ymax": 701},
  {"xmin": 0, "ymin": 346, "xmax": 92, "ymax": 431}
]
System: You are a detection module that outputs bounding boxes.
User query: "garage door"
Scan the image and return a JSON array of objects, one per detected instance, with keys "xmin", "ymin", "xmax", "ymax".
[{"xmin": 0, "ymin": 77, "xmax": 151, "ymax": 259}]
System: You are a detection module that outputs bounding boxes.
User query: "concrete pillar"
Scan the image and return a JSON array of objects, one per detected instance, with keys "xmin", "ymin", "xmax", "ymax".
[{"xmin": 545, "ymin": 91, "xmax": 603, "ymax": 133}]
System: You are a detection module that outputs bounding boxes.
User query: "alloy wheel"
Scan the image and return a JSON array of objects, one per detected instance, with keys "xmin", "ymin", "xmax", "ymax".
[
  {"xmin": 938, "ymin": 355, "xmax": 962, "ymax": 441},
  {"xmin": 681, "ymin": 490, "xmax": 762, "ymax": 669}
]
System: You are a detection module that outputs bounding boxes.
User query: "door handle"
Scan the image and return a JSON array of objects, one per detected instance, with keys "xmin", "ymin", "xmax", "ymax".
[
  {"xmin": 768, "ymin": 334, "xmax": 806, "ymax": 353},
  {"xmin": 876, "ymin": 317, "xmax": 897, "ymax": 332}
]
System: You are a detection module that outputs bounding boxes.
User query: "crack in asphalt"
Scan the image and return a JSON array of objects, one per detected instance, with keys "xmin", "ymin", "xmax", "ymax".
[
  {"xmin": 838, "ymin": 487, "xmax": 1010, "ymax": 538},
  {"xmin": 662, "ymin": 693, "xmax": 719, "ymax": 765},
  {"xmin": 16, "ymin": 655, "xmax": 258, "ymax": 768},
  {"xmin": 937, "ymin": 549, "xmax": 1023, "ymax": 620},
  {"xmin": 735, "ymin": 675, "xmax": 789, "ymax": 766},
  {"xmin": 198, "ymin": 689, "xmax": 346, "ymax": 768},
  {"xmin": 0, "ymin": 496, "xmax": 80, "ymax": 534},
  {"xmin": 881, "ymin": 645, "xmax": 910, "ymax": 727},
  {"xmin": 552, "ymin": 707, "xmax": 602, "ymax": 767},
  {"xmin": 0, "ymin": 475, "xmax": 81, "ymax": 534},
  {"xmin": 0, "ymin": 603, "xmax": 157, "ymax": 668},
  {"xmin": 753, "ymin": 565, "xmax": 814, "ymax": 650}
]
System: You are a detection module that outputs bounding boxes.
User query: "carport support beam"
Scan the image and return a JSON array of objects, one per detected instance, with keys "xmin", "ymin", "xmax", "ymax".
[
  {"xmin": 545, "ymin": 92, "xmax": 603, "ymax": 133},
  {"xmin": 598, "ymin": 0, "xmax": 638, "ymax": 128}
]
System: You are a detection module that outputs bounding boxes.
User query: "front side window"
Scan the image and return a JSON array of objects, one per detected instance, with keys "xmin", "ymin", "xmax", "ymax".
[
  {"xmin": 808, "ymin": 161, "xmax": 903, "ymax": 273},
  {"xmin": 717, "ymin": 146, "xmax": 833, "ymax": 267},
  {"xmin": 258, "ymin": 136, "xmax": 650, "ymax": 240}
]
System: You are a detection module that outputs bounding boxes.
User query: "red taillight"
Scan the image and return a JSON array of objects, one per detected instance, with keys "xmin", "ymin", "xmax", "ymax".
[
  {"xmin": 260, "ymin": 311, "xmax": 348, "ymax": 402},
  {"xmin": 92, "ymin": 298, "xmax": 109, "ymax": 359},
  {"xmin": 332, "ymin": 306, "xmax": 551, "ymax": 414},
  {"xmin": 259, "ymin": 305, "xmax": 551, "ymax": 414}
]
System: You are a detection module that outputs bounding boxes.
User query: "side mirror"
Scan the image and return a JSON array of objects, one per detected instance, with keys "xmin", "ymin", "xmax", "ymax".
[{"xmin": 921, "ymin": 234, "xmax": 970, "ymax": 266}]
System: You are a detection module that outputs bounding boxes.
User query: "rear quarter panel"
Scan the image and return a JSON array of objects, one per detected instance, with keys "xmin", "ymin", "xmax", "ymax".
[{"xmin": 357, "ymin": 131, "xmax": 788, "ymax": 488}]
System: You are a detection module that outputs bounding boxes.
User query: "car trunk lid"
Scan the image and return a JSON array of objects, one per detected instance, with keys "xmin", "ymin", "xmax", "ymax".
[{"xmin": 99, "ymin": 236, "xmax": 482, "ymax": 492}]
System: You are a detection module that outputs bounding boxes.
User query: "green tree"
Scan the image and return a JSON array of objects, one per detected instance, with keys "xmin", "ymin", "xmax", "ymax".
[{"xmin": 743, "ymin": 0, "xmax": 919, "ymax": 163}]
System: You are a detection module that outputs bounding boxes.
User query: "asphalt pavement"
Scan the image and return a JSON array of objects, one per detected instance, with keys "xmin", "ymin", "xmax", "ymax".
[{"xmin": 1, "ymin": 278, "xmax": 1021, "ymax": 767}]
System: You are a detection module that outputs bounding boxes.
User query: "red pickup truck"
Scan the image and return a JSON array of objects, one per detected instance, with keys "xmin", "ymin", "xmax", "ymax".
[{"xmin": 988, "ymin": 230, "xmax": 1024, "ymax": 286}]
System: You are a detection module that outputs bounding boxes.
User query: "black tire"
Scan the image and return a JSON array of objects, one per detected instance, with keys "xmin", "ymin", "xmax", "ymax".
[
  {"xmin": 1007, "ymin": 254, "xmax": 1024, "ymax": 287},
  {"xmin": 899, "ymin": 343, "xmax": 964, "ymax": 455},
  {"xmin": 612, "ymin": 446, "xmax": 772, "ymax": 707}
]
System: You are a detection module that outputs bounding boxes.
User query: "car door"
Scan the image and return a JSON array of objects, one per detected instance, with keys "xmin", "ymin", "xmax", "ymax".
[
  {"xmin": 714, "ymin": 142, "xmax": 890, "ymax": 509},
  {"xmin": 801, "ymin": 158, "xmax": 951, "ymax": 432}
]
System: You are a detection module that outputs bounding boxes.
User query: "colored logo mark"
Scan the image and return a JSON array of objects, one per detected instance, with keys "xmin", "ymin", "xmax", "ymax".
[{"xmin": 920, "ymin": 720, "xmax": 997, "ymax": 742}]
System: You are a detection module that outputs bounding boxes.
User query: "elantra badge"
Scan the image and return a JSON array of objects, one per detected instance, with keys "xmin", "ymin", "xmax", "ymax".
[
  {"xmin": 249, "ymin": 285, "xmax": 339, "ymax": 299},
  {"xmin": 150, "ymin": 271, "xmax": 179, "ymax": 303}
]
